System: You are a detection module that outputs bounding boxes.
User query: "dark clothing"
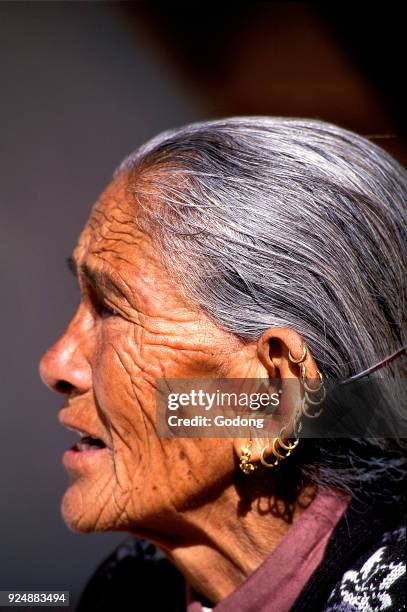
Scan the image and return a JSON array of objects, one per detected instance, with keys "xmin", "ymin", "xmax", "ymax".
[{"xmin": 76, "ymin": 495, "xmax": 406, "ymax": 611}]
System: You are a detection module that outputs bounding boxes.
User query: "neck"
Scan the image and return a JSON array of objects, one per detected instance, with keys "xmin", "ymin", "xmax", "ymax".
[{"xmin": 133, "ymin": 481, "xmax": 316, "ymax": 605}]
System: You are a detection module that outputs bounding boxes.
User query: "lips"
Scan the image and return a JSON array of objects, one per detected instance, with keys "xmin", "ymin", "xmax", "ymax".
[
  {"xmin": 59, "ymin": 414, "xmax": 110, "ymax": 451},
  {"xmin": 59, "ymin": 415, "xmax": 111, "ymax": 471}
]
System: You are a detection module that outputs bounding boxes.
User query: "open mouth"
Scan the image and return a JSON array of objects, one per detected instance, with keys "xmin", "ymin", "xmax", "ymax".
[
  {"xmin": 63, "ymin": 423, "xmax": 109, "ymax": 452},
  {"xmin": 60, "ymin": 419, "xmax": 110, "ymax": 469},
  {"xmin": 73, "ymin": 434, "xmax": 107, "ymax": 452}
]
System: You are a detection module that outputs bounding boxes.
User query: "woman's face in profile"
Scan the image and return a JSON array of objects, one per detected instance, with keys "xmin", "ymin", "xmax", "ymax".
[{"xmin": 39, "ymin": 174, "xmax": 248, "ymax": 535}]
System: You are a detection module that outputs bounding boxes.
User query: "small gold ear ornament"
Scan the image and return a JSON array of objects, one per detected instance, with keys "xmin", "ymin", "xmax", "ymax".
[
  {"xmin": 301, "ymin": 370, "xmax": 326, "ymax": 418},
  {"xmin": 288, "ymin": 344, "xmax": 307, "ymax": 364},
  {"xmin": 303, "ymin": 371, "xmax": 324, "ymax": 393},
  {"xmin": 239, "ymin": 441, "xmax": 257, "ymax": 475},
  {"xmin": 260, "ymin": 445, "xmax": 279, "ymax": 468},
  {"xmin": 260, "ymin": 429, "xmax": 299, "ymax": 469},
  {"xmin": 256, "ymin": 342, "xmax": 327, "ymax": 473},
  {"xmin": 289, "ymin": 342, "xmax": 326, "ymax": 419},
  {"xmin": 289, "ymin": 344, "xmax": 307, "ymax": 381},
  {"xmin": 277, "ymin": 426, "xmax": 300, "ymax": 451}
]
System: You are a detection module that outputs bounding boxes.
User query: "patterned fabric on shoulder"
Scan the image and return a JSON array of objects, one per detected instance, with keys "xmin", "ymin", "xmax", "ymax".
[{"xmin": 325, "ymin": 526, "xmax": 406, "ymax": 611}]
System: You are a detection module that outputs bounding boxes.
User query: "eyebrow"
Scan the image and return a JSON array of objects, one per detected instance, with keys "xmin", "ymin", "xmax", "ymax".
[{"xmin": 66, "ymin": 256, "xmax": 128, "ymax": 300}]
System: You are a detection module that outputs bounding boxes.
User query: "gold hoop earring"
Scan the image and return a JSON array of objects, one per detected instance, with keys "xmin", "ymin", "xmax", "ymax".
[
  {"xmin": 260, "ymin": 443, "xmax": 280, "ymax": 468},
  {"xmin": 301, "ymin": 373, "xmax": 326, "ymax": 418},
  {"xmin": 288, "ymin": 342, "xmax": 326, "ymax": 421},
  {"xmin": 239, "ymin": 441, "xmax": 257, "ymax": 475},
  {"xmin": 260, "ymin": 430, "xmax": 299, "ymax": 468},
  {"xmin": 271, "ymin": 437, "xmax": 292, "ymax": 460},
  {"xmin": 288, "ymin": 344, "xmax": 307, "ymax": 364},
  {"xmin": 305, "ymin": 385, "xmax": 326, "ymax": 405},
  {"xmin": 301, "ymin": 396, "xmax": 323, "ymax": 419},
  {"xmin": 256, "ymin": 342, "xmax": 323, "ymax": 472},
  {"xmin": 303, "ymin": 371, "xmax": 324, "ymax": 393},
  {"xmin": 277, "ymin": 427, "xmax": 300, "ymax": 451}
]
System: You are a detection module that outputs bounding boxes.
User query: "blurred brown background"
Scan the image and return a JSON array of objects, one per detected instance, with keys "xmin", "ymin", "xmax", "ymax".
[
  {"xmin": 129, "ymin": 2, "xmax": 406, "ymax": 163},
  {"xmin": 0, "ymin": 2, "xmax": 404, "ymax": 609}
]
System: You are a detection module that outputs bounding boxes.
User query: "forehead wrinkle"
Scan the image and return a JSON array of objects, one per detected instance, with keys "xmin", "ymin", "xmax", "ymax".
[
  {"xmin": 100, "ymin": 226, "xmax": 143, "ymax": 246},
  {"xmin": 90, "ymin": 184, "xmax": 134, "ymax": 219},
  {"xmin": 88, "ymin": 208, "xmax": 144, "ymax": 249},
  {"xmin": 90, "ymin": 204, "xmax": 134, "ymax": 228},
  {"xmin": 74, "ymin": 175, "xmax": 189, "ymax": 314}
]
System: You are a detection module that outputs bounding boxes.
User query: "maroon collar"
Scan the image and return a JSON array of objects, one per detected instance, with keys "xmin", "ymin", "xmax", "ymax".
[{"xmin": 187, "ymin": 489, "xmax": 350, "ymax": 612}]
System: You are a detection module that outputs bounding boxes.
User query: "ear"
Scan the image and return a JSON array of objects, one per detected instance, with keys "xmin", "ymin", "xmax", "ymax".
[
  {"xmin": 233, "ymin": 327, "xmax": 320, "ymax": 464},
  {"xmin": 257, "ymin": 327, "xmax": 319, "ymax": 380}
]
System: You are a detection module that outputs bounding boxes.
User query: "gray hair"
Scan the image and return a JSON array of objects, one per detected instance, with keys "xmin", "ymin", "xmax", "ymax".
[{"xmin": 118, "ymin": 117, "xmax": 407, "ymax": 498}]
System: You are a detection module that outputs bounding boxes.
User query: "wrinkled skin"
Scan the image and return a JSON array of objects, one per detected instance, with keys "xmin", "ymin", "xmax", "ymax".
[
  {"xmin": 39, "ymin": 173, "xmax": 319, "ymax": 601},
  {"xmin": 40, "ymin": 174, "xmax": 256, "ymax": 533}
]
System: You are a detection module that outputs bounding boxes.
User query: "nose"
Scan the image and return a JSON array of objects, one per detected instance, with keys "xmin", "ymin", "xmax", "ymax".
[{"xmin": 39, "ymin": 313, "xmax": 92, "ymax": 396}]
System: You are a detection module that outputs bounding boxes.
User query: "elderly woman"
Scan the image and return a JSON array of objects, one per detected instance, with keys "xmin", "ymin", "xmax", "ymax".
[{"xmin": 39, "ymin": 118, "xmax": 406, "ymax": 611}]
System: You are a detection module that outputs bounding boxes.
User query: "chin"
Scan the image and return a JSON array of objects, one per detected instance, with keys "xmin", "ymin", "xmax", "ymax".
[{"xmin": 61, "ymin": 479, "xmax": 117, "ymax": 533}]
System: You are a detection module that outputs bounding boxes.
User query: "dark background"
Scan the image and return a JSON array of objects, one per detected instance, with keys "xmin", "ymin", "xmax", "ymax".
[{"xmin": 0, "ymin": 2, "xmax": 404, "ymax": 609}]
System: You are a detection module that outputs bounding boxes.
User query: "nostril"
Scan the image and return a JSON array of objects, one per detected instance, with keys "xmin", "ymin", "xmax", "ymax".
[
  {"xmin": 39, "ymin": 343, "xmax": 91, "ymax": 395},
  {"xmin": 55, "ymin": 380, "xmax": 75, "ymax": 394}
]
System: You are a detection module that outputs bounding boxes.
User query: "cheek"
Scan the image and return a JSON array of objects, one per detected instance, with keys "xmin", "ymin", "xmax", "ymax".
[
  {"xmin": 94, "ymin": 326, "xmax": 159, "ymax": 444},
  {"xmin": 91, "ymin": 329, "xmax": 176, "ymax": 500},
  {"xmin": 88, "ymin": 332, "xmax": 234, "ymax": 521},
  {"xmin": 93, "ymin": 321, "xmax": 206, "ymax": 450}
]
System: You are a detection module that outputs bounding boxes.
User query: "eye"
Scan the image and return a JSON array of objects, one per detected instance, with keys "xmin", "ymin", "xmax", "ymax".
[
  {"xmin": 85, "ymin": 285, "xmax": 120, "ymax": 319},
  {"xmin": 89, "ymin": 291, "xmax": 119, "ymax": 319},
  {"xmin": 98, "ymin": 300, "xmax": 119, "ymax": 319}
]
